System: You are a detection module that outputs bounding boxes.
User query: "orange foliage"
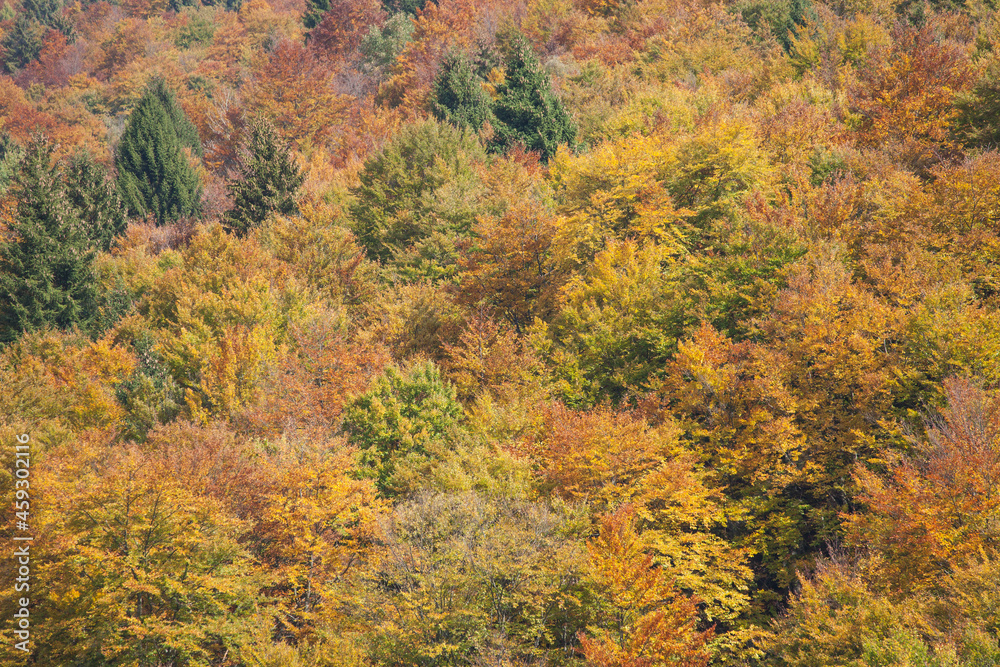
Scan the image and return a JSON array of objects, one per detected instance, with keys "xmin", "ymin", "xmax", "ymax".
[
  {"xmin": 847, "ymin": 376, "xmax": 1000, "ymax": 595},
  {"xmin": 846, "ymin": 24, "xmax": 975, "ymax": 170},
  {"xmin": 243, "ymin": 39, "xmax": 353, "ymax": 150},
  {"xmin": 21, "ymin": 30, "xmax": 73, "ymax": 88},
  {"xmin": 522, "ymin": 403, "xmax": 680, "ymax": 510},
  {"xmin": 377, "ymin": 0, "xmax": 482, "ymax": 110},
  {"xmin": 235, "ymin": 317, "xmax": 391, "ymax": 439},
  {"xmin": 581, "ymin": 505, "xmax": 712, "ymax": 667},
  {"xmin": 308, "ymin": 0, "xmax": 386, "ymax": 62},
  {"xmin": 95, "ymin": 18, "xmax": 150, "ymax": 80},
  {"xmin": 0, "ymin": 76, "xmax": 60, "ymax": 145}
]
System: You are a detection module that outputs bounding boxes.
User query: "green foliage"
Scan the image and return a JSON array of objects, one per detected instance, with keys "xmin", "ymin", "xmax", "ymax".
[
  {"xmin": 365, "ymin": 491, "xmax": 589, "ymax": 666},
  {"xmin": 0, "ymin": 133, "xmax": 23, "ymax": 196},
  {"xmin": 541, "ymin": 240, "xmax": 687, "ymax": 406},
  {"xmin": 170, "ymin": 0, "xmax": 241, "ymax": 11},
  {"xmin": 174, "ymin": 9, "xmax": 217, "ymax": 48},
  {"xmin": 360, "ymin": 11, "xmax": 414, "ymax": 70},
  {"xmin": 1, "ymin": 0, "xmax": 72, "ymax": 71},
  {"xmin": 349, "ymin": 119, "xmax": 488, "ymax": 280},
  {"xmin": 733, "ymin": 0, "xmax": 811, "ymax": 50},
  {"xmin": 115, "ymin": 79, "xmax": 203, "ymax": 225},
  {"xmin": 343, "ymin": 359, "xmax": 463, "ymax": 496},
  {"xmin": 430, "ymin": 31, "xmax": 576, "ymax": 161},
  {"xmin": 224, "ymin": 117, "xmax": 304, "ymax": 237},
  {"xmin": 22, "ymin": 0, "xmax": 71, "ymax": 29},
  {"xmin": 381, "ymin": 0, "xmax": 426, "ymax": 16},
  {"xmin": 0, "ymin": 139, "xmax": 98, "ymax": 344},
  {"xmin": 303, "ymin": 0, "xmax": 329, "ymax": 30},
  {"xmin": 64, "ymin": 152, "xmax": 128, "ymax": 252},
  {"xmin": 432, "ymin": 51, "xmax": 497, "ymax": 131},
  {"xmin": 489, "ymin": 29, "xmax": 577, "ymax": 160},
  {"xmin": 954, "ymin": 62, "xmax": 1000, "ymax": 148},
  {"xmin": 2, "ymin": 17, "xmax": 44, "ymax": 73},
  {"xmin": 114, "ymin": 331, "xmax": 184, "ymax": 442}
]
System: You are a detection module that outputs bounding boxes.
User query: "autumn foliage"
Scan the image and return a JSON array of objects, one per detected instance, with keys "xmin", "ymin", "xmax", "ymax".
[{"xmin": 2, "ymin": 0, "xmax": 1000, "ymax": 665}]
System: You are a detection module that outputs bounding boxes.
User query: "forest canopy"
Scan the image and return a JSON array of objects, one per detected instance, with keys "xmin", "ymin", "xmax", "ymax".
[{"xmin": 1, "ymin": 0, "xmax": 1000, "ymax": 665}]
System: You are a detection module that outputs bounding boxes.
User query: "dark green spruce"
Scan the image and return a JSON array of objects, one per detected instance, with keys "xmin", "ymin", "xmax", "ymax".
[
  {"xmin": 115, "ymin": 79, "xmax": 203, "ymax": 225},
  {"xmin": 224, "ymin": 117, "xmax": 303, "ymax": 237},
  {"xmin": 430, "ymin": 29, "xmax": 576, "ymax": 161},
  {"xmin": 489, "ymin": 29, "xmax": 576, "ymax": 160},
  {"xmin": 65, "ymin": 152, "xmax": 128, "ymax": 251},
  {"xmin": 0, "ymin": 139, "xmax": 98, "ymax": 344},
  {"xmin": 431, "ymin": 51, "xmax": 496, "ymax": 132}
]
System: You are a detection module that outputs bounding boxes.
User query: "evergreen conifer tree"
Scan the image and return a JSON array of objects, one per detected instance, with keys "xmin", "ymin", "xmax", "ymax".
[
  {"xmin": 224, "ymin": 117, "xmax": 303, "ymax": 237},
  {"xmin": 0, "ymin": 133, "xmax": 23, "ymax": 196},
  {"xmin": 382, "ymin": 0, "xmax": 426, "ymax": 15},
  {"xmin": 2, "ymin": 16, "xmax": 44, "ymax": 73},
  {"xmin": 65, "ymin": 152, "xmax": 128, "ymax": 251},
  {"xmin": 115, "ymin": 80, "xmax": 203, "ymax": 225},
  {"xmin": 1, "ymin": 0, "xmax": 73, "ymax": 72},
  {"xmin": 0, "ymin": 139, "xmax": 98, "ymax": 343},
  {"xmin": 302, "ymin": 0, "xmax": 329, "ymax": 30},
  {"xmin": 431, "ymin": 51, "xmax": 496, "ymax": 132},
  {"xmin": 489, "ymin": 29, "xmax": 576, "ymax": 160}
]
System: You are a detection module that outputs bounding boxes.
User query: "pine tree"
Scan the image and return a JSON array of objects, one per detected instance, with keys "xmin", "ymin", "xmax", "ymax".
[
  {"xmin": 2, "ymin": 16, "xmax": 44, "ymax": 73},
  {"xmin": 0, "ymin": 133, "xmax": 23, "ymax": 196},
  {"xmin": 223, "ymin": 117, "xmax": 303, "ymax": 237},
  {"xmin": 115, "ymin": 79, "xmax": 203, "ymax": 225},
  {"xmin": 302, "ymin": 0, "xmax": 329, "ymax": 30},
  {"xmin": 65, "ymin": 152, "xmax": 128, "ymax": 251},
  {"xmin": 0, "ymin": 139, "xmax": 98, "ymax": 343},
  {"xmin": 431, "ymin": 51, "xmax": 496, "ymax": 132},
  {"xmin": 489, "ymin": 29, "xmax": 576, "ymax": 161}
]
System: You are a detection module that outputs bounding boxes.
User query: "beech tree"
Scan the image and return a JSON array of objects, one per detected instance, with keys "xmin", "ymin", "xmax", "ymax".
[
  {"xmin": 342, "ymin": 359, "xmax": 463, "ymax": 496},
  {"xmin": 581, "ymin": 506, "xmax": 713, "ymax": 667},
  {"xmin": 349, "ymin": 119, "xmax": 488, "ymax": 279}
]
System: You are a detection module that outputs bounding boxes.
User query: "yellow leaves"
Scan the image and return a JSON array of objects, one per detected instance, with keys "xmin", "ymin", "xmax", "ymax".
[
  {"xmin": 524, "ymin": 403, "xmax": 680, "ymax": 509},
  {"xmin": 632, "ymin": 0, "xmax": 755, "ymax": 81},
  {"xmin": 0, "ymin": 331, "xmax": 136, "ymax": 432},
  {"xmin": 550, "ymin": 132, "xmax": 686, "ymax": 267},
  {"xmin": 139, "ymin": 224, "xmax": 291, "ymax": 421},
  {"xmin": 581, "ymin": 505, "xmax": 712, "ymax": 667},
  {"xmin": 562, "ymin": 238, "xmax": 671, "ymax": 314},
  {"xmin": 838, "ymin": 15, "xmax": 891, "ymax": 66}
]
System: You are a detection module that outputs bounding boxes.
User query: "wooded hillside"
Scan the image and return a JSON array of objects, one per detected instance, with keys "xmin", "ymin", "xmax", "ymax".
[{"xmin": 1, "ymin": 0, "xmax": 1000, "ymax": 664}]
